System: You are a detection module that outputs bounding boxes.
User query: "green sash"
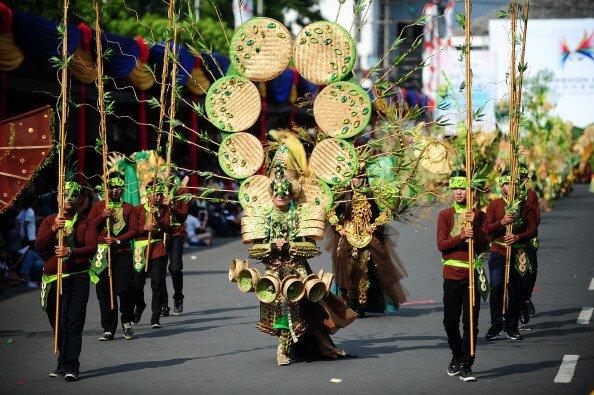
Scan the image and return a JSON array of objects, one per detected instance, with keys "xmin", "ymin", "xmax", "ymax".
[
  {"xmin": 132, "ymin": 239, "xmax": 161, "ymax": 272},
  {"xmin": 40, "ymin": 270, "xmax": 95, "ymax": 310},
  {"xmin": 90, "ymin": 244, "xmax": 109, "ymax": 278}
]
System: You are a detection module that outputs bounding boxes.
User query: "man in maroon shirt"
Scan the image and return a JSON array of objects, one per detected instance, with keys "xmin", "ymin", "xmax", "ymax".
[
  {"xmin": 88, "ymin": 172, "xmax": 138, "ymax": 341},
  {"xmin": 160, "ymin": 180, "xmax": 189, "ymax": 316},
  {"xmin": 37, "ymin": 181, "xmax": 97, "ymax": 381},
  {"xmin": 436, "ymin": 170, "xmax": 487, "ymax": 382},
  {"xmin": 132, "ymin": 181, "xmax": 172, "ymax": 329},
  {"xmin": 484, "ymin": 169, "xmax": 540, "ymax": 341}
]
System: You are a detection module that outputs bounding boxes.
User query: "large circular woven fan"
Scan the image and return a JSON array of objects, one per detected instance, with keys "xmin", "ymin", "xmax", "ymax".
[
  {"xmin": 299, "ymin": 177, "xmax": 334, "ymax": 211},
  {"xmin": 205, "ymin": 76, "xmax": 261, "ymax": 132},
  {"xmin": 238, "ymin": 174, "xmax": 273, "ymax": 210},
  {"xmin": 218, "ymin": 132, "xmax": 264, "ymax": 179},
  {"xmin": 314, "ymin": 81, "xmax": 372, "ymax": 139},
  {"xmin": 309, "ymin": 138, "xmax": 359, "ymax": 185},
  {"xmin": 293, "ymin": 21, "xmax": 356, "ymax": 85},
  {"xmin": 415, "ymin": 138, "xmax": 454, "ymax": 175},
  {"xmin": 230, "ymin": 17, "xmax": 293, "ymax": 82}
]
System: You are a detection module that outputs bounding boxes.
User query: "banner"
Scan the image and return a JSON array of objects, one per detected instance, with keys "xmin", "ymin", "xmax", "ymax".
[{"xmin": 490, "ymin": 19, "xmax": 594, "ymax": 128}]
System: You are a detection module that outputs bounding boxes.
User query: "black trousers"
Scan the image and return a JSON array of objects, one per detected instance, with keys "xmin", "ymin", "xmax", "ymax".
[
  {"xmin": 522, "ymin": 249, "xmax": 538, "ymax": 302},
  {"xmin": 45, "ymin": 273, "xmax": 90, "ymax": 374},
  {"xmin": 134, "ymin": 256, "xmax": 166, "ymax": 321},
  {"xmin": 488, "ymin": 252, "xmax": 522, "ymax": 331},
  {"xmin": 96, "ymin": 253, "xmax": 135, "ymax": 333},
  {"xmin": 161, "ymin": 236, "xmax": 184, "ymax": 306},
  {"xmin": 443, "ymin": 277, "xmax": 480, "ymax": 365}
]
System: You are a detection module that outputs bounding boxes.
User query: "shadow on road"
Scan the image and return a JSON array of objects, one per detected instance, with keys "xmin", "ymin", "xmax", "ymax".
[
  {"xmin": 81, "ymin": 357, "xmax": 195, "ymax": 379},
  {"xmin": 478, "ymin": 359, "xmax": 559, "ymax": 378},
  {"xmin": 183, "ymin": 305, "xmax": 258, "ymax": 316},
  {"xmin": 532, "ymin": 307, "xmax": 581, "ymax": 319}
]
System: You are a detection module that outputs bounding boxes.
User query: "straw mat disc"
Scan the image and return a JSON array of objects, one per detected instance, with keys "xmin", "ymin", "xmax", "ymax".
[
  {"xmin": 300, "ymin": 177, "xmax": 333, "ymax": 211},
  {"xmin": 314, "ymin": 81, "xmax": 371, "ymax": 138},
  {"xmin": 206, "ymin": 76, "xmax": 261, "ymax": 132},
  {"xmin": 231, "ymin": 17, "xmax": 293, "ymax": 82},
  {"xmin": 415, "ymin": 138, "xmax": 453, "ymax": 175},
  {"xmin": 293, "ymin": 21, "xmax": 356, "ymax": 85},
  {"xmin": 309, "ymin": 138, "xmax": 358, "ymax": 185},
  {"xmin": 239, "ymin": 175, "xmax": 273, "ymax": 210},
  {"xmin": 218, "ymin": 132, "xmax": 264, "ymax": 179}
]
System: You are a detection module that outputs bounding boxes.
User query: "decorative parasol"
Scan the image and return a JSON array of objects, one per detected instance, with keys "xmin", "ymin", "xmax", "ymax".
[{"xmin": 0, "ymin": 106, "xmax": 53, "ymax": 212}]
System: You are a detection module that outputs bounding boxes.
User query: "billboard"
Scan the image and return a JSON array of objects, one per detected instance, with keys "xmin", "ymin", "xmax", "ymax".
[{"xmin": 489, "ymin": 19, "xmax": 594, "ymax": 128}]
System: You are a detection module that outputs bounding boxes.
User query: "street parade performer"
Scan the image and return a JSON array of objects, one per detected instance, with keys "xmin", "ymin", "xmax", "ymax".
[
  {"xmin": 88, "ymin": 172, "xmax": 138, "ymax": 341},
  {"xmin": 37, "ymin": 181, "xmax": 97, "ymax": 381},
  {"xmin": 232, "ymin": 163, "xmax": 357, "ymax": 366},
  {"xmin": 326, "ymin": 186, "xmax": 408, "ymax": 316},
  {"xmin": 436, "ymin": 170, "xmax": 487, "ymax": 382},
  {"xmin": 484, "ymin": 168, "xmax": 540, "ymax": 341},
  {"xmin": 160, "ymin": 177, "xmax": 190, "ymax": 317},
  {"xmin": 132, "ymin": 180, "xmax": 172, "ymax": 329}
]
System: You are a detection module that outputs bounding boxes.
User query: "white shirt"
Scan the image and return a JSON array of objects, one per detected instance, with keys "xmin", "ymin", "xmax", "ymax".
[
  {"xmin": 17, "ymin": 208, "xmax": 36, "ymax": 241},
  {"xmin": 185, "ymin": 214, "xmax": 202, "ymax": 239}
]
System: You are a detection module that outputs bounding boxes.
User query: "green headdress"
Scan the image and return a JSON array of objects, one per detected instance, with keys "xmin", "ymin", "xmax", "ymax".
[
  {"xmin": 145, "ymin": 181, "xmax": 166, "ymax": 196},
  {"xmin": 108, "ymin": 172, "xmax": 125, "ymax": 188},
  {"xmin": 449, "ymin": 170, "xmax": 468, "ymax": 189},
  {"xmin": 64, "ymin": 181, "xmax": 82, "ymax": 200},
  {"xmin": 270, "ymin": 163, "xmax": 293, "ymax": 198}
]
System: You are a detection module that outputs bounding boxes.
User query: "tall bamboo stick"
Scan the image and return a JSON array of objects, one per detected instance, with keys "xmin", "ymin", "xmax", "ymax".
[
  {"xmin": 146, "ymin": 0, "xmax": 176, "ymax": 271},
  {"xmin": 94, "ymin": 1, "xmax": 114, "ymax": 309},
  {"xmin": 54, "ymin": 0, "xmax": 70, "ymax": 354},
  {"xmin": 503, "ymin": 1, "xmax": 518, "ymax": 316},
  {"xmin": 463, "ymin": 0, "xmax": 476, "ymax": 356}
]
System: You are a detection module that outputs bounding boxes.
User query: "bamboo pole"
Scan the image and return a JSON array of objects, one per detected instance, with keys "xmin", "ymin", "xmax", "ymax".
[
  {"xmin": 94, "ymin": 1, "xmax": 115, "ymax": 309},
  {"xmin": 463, "ymin": 0, "xmax": 475, "ymax": 356},
  {"xmin": 54, "ymin": 0, "xmax": 70, "ymax": 354},
  {"xmin": 503, "ymin": 1, "xmax": 518, "ymax": 316},
  {"xmin": 146, "ymin": 0, "xmax": 176, "ymax": 271}
]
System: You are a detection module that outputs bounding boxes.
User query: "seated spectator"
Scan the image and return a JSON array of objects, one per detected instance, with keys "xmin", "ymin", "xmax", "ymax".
[
  {"xmin": 17, "ymin": 245, "xmax": 44, "ymax": 285},
  {"xmin": 185, "ymin": 206, "xmax": 213, "ymax": 247}
]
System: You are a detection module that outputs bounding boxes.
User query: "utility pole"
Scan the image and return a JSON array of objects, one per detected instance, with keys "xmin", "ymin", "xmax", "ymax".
[
  {"xmin": 194, "ymin": 0, "xmax": 200, "ymax": 20},
  {"xmin": 257, "ymin": 0, "xmax": 264, "ymax": 16}
]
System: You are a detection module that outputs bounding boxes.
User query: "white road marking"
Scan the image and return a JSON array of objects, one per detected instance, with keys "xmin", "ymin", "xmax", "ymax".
[
  {"xmin": 577, "ymin": 307, "xmax": 593, "ymax": 325},
  {"xmin": 554, "ymin": 355, "xmax": 579, "ymax": 383},
  {"xmin": 589, "ymin": 278, "xmax": 594, "ymax": 291}
]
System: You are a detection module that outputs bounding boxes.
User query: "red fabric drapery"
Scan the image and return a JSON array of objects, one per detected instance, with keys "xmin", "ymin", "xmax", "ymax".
[{"xmin": 189, "ymin": 94, "xmax": 199, "ymax": 188}]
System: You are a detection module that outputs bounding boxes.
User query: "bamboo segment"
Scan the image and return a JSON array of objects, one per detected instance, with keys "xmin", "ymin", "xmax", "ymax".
[
  {"xmin": 464, "ymin": 0, "xmax": 475, "ymax": 357},
  {"xmin": 54, "ymin": 0, "xmax": 70, "ymax": 355},
  {"xmin": 146, "ymin": 0, "xmax": 176, "ymax": 272},
  {"xmin": 94, "ymin": 1, "xmax": 115, "ymax": 310}
]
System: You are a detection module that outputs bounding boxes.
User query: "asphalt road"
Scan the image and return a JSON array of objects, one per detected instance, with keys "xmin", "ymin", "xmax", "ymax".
[{"xmin": 1, "ymin": 185, "xmax": 593, "ymax": 394}]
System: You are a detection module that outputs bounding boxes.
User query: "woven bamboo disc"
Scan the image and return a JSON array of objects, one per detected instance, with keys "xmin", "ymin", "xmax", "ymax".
[
  {"xmin": 314, "ymin": 81, "xmax": 372, "ymax": 139},
  {"xmin": 300, "ymin": 177, "xmax": 333, "ymax": 211},
  {"xmin": 231, "ymin": 17, "xmax": 293, "ymax": 82},
  {"xmin": 218, "ymin": 132, "xmax": 264, "ymax": 179},
  {"xmin": 293, "ymin": 21, "xmax": 356, "ymax": 85},
  {"xmin": 238, "ymin": 174, "xmax": 273, "ymax": 210},
  {"xmin": 309, "ymin": 138, "xmax": 359, "ymax": 185},
  {"xmin": 415, "ymin": 137, "xmax": 454, "ymax": 175},
  {"xmin": 205, "ymin": 76, "xmax": 261, "ymax": 132}
]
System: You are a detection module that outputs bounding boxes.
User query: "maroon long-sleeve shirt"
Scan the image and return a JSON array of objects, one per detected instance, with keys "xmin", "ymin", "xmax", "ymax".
[
  {"xmin": 134, "ymin": 204, "xmax": 172, "ymax": 259},
  {"xmin": 168, "ymin": 188, "xmax": 189, "ymax": 239},
  {"xmin": 88, "ymin": 200, "xmax": 137, "ymax": 255},
  {"xmin": 484, "ymin": 189, "xmax": 540, "ymax": 256},
  {"xmin": 36, "ymin": 213, "xmax": 97, "ymax": 275},
  {"xmin": 437, "ymin": 207, "xmax": 487, "ymax": 280}
]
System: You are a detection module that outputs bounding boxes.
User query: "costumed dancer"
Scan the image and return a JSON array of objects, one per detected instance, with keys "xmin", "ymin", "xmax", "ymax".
[
  {"xmin": 37, "ymin": 181, "xmax": 97, "ymax": 381},
  {"xmin": 326, "ymin": 184, "xmax": 407, "ymax": 316},
  {"xmin": 484, "ymin": 168, "xmax": 539, "ymax": 341},
  {"xmin": 88, "ymin": 172, "xmax": 138, "ymax": 341},
  {"xmin": 160, "ymin": 177, "xmax": 190, "ymax": 317},
  {"xmin": 437, "ymin": 171, "xmax": 487, "ymax": 381},
  {"xmin": 132, "ymin": 180, "xmax": 171, "ymax": 328},
  {"xmin": 236, "ymin": 164, "xmax": 356, "ymax": 366}
]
